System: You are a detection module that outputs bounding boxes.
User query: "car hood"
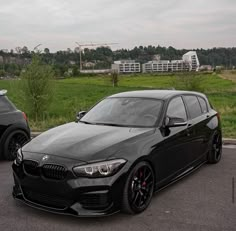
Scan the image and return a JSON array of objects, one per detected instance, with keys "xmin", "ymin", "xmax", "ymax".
[{"xmin": 23, "ymin": 122, "xmax": 155, "ymax": 162}]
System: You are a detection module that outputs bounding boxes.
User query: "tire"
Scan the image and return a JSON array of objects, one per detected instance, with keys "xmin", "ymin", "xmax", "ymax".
[
  {"xmin": 207, "ymin": 132, "xmax": 222, "ymax": 164},
  {"xmin": 122, "ymin": 161, "xmax": 154, "ymax": 214},
  {"xmin": 2, "ymin": 129, "xmax": 29, "ymax": 161}
]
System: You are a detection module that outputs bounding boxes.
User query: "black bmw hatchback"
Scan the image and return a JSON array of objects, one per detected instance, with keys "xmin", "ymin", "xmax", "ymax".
[
  {"xmin": 12, "ymin": 90, "xmax": 222, "ymax": 216},
  {"xmin": 0, "ymin": 90, "xmax": 30, "ymax": 160}
]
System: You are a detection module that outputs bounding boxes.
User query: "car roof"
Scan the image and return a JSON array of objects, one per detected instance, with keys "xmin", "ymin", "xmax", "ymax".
[
  {"xmin": 0, "ymin": 89, "xmax": 7, "ymax": 96},
  {"xmin": 108, "ymin": 90, "xmax": 206, "ymax": 100}
]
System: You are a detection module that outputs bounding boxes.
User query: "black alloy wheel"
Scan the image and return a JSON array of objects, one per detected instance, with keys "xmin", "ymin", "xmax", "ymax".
[
  {"xmin": 122, "ymin": 161, "xmax": 154, "ymax": 214},
  {"xmin": 4, "ymin": 130, "xmax": 29, "ymax": 161},
  {"xmin": 208, "ymin": 132, "xmax": 222, "ymax": 164}
]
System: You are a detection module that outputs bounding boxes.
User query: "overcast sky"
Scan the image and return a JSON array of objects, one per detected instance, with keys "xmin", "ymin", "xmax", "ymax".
[{"xmin": 0, "ymin": 0, "xmax": 236, "ymax": 51}]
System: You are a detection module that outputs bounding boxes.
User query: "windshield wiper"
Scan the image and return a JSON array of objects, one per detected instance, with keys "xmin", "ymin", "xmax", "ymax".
[
  {"xmin": 94, "ymin": 123, "xmax": 127, "ymax": 127},
  {"xmin": 79, "ymin": 121, "xmax": 127, "ymax": 127},
  {"xmin": 79, "ymin": 120, "xmax": 94, "ymax": 125}
]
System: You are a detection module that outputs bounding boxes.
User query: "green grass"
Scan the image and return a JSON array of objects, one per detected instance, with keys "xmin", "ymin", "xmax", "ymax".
[
  {"xmin": 0, "ymin": 73, "xmax": 236, "ymax": 138},
  {"xmin": 61, "ymin": 73, "xmax": 236, "ymax": 92}
]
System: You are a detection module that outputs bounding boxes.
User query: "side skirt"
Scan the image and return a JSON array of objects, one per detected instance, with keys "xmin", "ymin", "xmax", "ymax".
[{"xmin": 154, "ymin": 160, "xmax": 207, "ymax": 194}]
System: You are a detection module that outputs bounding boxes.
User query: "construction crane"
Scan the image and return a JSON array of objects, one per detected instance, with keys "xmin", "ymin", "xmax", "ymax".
[
  {"xmin": 75, "ymin": 42, "xmax": 118, "ymax": 70},
  {"xmin": 33, "ymin": 44, "xmax": 42, "ymax": 51}
]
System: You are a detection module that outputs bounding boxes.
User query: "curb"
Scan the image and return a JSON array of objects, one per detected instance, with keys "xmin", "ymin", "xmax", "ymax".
[
  {"xmin": 223, "ymin": 138, "xmax": 236, "ymax": 145},
  {"xmin": 31, "ymin": 132, "xmax": 42, "ymax": 138},
  {"xmin": 31, "ymin": 132, "xmax": 236, "ymax": 145}
]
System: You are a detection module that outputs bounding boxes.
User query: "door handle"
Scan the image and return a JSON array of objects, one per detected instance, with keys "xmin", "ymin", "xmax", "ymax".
[{"xmin": 186, "ymin": 128, "xmax": 191, "ymax": 136}]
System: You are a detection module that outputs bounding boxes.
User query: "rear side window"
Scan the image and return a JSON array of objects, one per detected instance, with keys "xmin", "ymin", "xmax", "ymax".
[
  {"xmin": 167, "ymin": 97, "xmax": 187, "ymax": 121},
  {"xmin": 198, "ymin": 97, "xmax": 208, "ymax": 113},
  {"xmin": 184, "ymin": 95, "xmax": 202, "ymax": 119},
  {"xmin": 0, "ymin": 96, "xmax": 14, "ymax": 113}
]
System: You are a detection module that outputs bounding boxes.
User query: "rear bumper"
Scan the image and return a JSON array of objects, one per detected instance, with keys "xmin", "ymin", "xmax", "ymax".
[{"xmin": 12, "ymin": 162, "xmax": 128, "ymax": 217}]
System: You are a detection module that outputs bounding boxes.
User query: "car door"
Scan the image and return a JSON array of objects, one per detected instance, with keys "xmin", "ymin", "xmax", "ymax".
[
  {"xmin": 183, "ymin": 95, "xmax": 211, "ymax": 163},
  {"xmin": 153, "ymin": 96, "xmax": 192, "ymax": 184},
  {"xmin": 197, "ymin": 96, "xmax": 212, "ymax": 154}
]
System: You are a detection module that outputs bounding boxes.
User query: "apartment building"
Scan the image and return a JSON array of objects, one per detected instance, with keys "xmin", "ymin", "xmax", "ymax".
[
  {"xmin": 111, "ymin": 60, "xmax": 141, "ymax": 73},
  {"xmin": 142, "ymin": 60, "xmax": 190, "ymax": 73},
  {"xmin": 142, "ymin": 51, "xmax": 199, "ymax": 73}
]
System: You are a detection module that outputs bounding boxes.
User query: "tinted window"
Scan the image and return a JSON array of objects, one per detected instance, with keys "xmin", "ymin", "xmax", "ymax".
[
  {"xmin": 184, "ymin": 95, "xmax": 202, "ymax": 119},
  {"xmin": 81, "ymin": 97, "xmax": 163, "ymax": 127},
  {"xmin": 0, "ymin": 96, "xmax": 13, "ymax": 113},
  {"xmin": 166, "ymin": 97, "xmax": 187, "ymax": 121},
  {"xmin": 198, "ymin": 97, "xmax": 208, "ymax": 113}
]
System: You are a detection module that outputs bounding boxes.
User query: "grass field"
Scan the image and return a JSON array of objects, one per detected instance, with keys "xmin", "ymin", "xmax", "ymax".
[{"xmin": 0, "ymin": 73, "xmax": 236, "ymax": 138}]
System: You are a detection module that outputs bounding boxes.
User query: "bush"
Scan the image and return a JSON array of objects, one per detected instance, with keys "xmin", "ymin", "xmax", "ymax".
[
  {"xmin": 0, "ymin": 69, "xmax": 6, "ymax": 77},
  {"xmin": 172, "ymin": 74, "xmax": 204, "ymax": 92}
]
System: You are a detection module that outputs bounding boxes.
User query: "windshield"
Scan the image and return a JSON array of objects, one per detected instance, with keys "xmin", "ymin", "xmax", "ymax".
[{"xmin": 80, "ymin": 97, "xmax": 163, "ymax": 127}]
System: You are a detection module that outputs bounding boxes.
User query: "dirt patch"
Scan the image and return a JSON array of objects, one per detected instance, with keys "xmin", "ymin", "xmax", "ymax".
[{"xmin": 219, "ymin": 70, "xmax": 236, "ymax": 82}]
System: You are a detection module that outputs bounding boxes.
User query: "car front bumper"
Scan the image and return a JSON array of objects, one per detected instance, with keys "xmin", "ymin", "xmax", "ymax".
[{"xmin": 12, "ymin": 161, "xmax": 128, "ymax": 217}]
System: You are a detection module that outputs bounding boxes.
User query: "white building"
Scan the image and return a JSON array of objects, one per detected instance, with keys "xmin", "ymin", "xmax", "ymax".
[
  {"xmin": 142, "ymin": 51, "xmax": 200, "ymax": 73},
  {"xmin": 80, "ymin": 69, "xmax": 111, "ymax": 74},
  {"xmin": 182, "ymin": 51, "xmax": 200, "ymax": 71},
  {"xmin": 199, "ymin": 65, "xmax": 212, "ymax": 71},
  {"xmin": 84, "ymin": 62, "xmax": 96, "ymax": 68},
  {"xmin": 112, "ymin": 60, "xmax": 141, "ymax": 73},
  {"xmin": 142, "ymin": 60, "xmax": 190, "ymax": 73}
]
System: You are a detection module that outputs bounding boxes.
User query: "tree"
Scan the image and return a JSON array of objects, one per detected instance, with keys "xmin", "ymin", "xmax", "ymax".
[
  {"xmin": 20, "ymin": 55, "xmax": 55, "ymax": 120},
  {"xmin": 44, "ymin": 48, "xmax": 50, "ymax": 54},
  {"xmin": 15, "ymin": 47, "xmax": 22, "ymax": 54},
  {"xmin": 110, "ymin": 70, "xmax": 119, "ymax": 87},
  {"xmin": 22, "ymin": 46, "xmax": 29, "ymax": 54},
  {"xmin": 5, "ymin": 63, "xmax": 20, "ymax": 77}
]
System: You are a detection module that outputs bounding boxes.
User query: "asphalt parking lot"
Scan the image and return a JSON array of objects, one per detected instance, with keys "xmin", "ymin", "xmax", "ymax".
[{"xmin": 0, "ymin": 147, "xmax": 235, "ymax": 231}]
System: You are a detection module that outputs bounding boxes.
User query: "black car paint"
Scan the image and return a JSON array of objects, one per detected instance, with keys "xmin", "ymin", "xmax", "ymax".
[
  {"xmin": 22, "ymin": 123, "xmax": 155, "ymax": 162},
  {"xmin": 0, "ymin": 95, "xmax": 30, "ymax": 158},
  {"xmin": 12, "ymin": 90, "xmax": 221, "ymax": 216}
]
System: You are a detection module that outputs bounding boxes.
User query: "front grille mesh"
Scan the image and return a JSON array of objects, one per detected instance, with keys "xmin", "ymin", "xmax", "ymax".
[
  {"xmin": 23, "ymin": 160, "xmax": 67, "ymax": 180},
  {"xmin": 42, "ymin": 164, "xmax": 67, "ymax": 180},
  {"xmin": 23, "ymin": 160, "xmax": 40, "ymax": 176}
]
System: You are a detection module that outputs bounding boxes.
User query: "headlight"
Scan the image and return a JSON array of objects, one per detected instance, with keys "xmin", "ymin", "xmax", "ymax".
[
  {"xmin": 73, "ymin": 159, "xmax": 126, "ymax": 178},
  {"xmin": 14, "ymin": 149, "xmax": 23, "ymax": 165}
]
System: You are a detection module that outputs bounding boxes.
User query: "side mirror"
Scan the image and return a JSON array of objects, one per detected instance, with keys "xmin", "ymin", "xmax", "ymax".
[
  {"xmin": 76, "ymin": 111, "xmax": 87, "ymax": 121},
  {"xmin": 165, "ymin": 116, "xmax": 187, "ymax": 128}
]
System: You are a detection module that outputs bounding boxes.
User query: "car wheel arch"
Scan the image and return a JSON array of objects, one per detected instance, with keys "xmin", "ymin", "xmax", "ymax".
[
  {"xmin": 207, "ymin": 129, "xmax": 222, "ymax": 149},
  {"xmin": 207, "ymin": 130, "xmax": 222, "ymax": 164},
  {"xmin": 122, "ymin": 159, "xmax": 156, "ymax": 214},
  {"xmin": 0, "ymin": 125, "xmax": 30, "ymax": 159},
  {"xmin": 126, "ymin": 156, "xmax": 157, "ymax": 185},
  {"xmin": 1, "ymin": 124, "xmax": 30, "ymax": 139}
]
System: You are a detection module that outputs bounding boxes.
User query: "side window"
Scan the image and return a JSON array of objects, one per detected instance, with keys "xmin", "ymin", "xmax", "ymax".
[
  {"xmin": 184, "ymin": 95, "xmax": 202, "ymax": 119},
  {"xmin": 198, "ymin": 97, "xmax": 208, "ymax": 113},
  {"xmin": 166, "ymin": 97, "xmax": 187, "ymax": 121},
  {"xmin": 0, "ymin": 97, "xmax": 13, "ymax": 113}
]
